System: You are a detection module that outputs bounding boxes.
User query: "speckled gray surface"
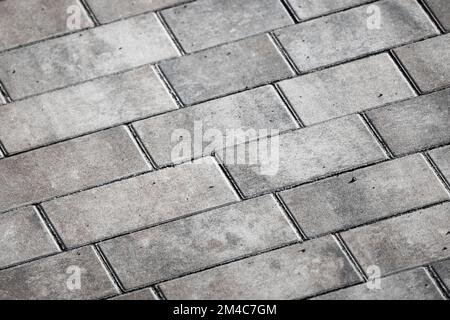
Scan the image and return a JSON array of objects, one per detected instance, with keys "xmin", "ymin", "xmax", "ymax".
[{"xmin": 0, "ymin": 0, "xmax": 449, "ymax": 300}]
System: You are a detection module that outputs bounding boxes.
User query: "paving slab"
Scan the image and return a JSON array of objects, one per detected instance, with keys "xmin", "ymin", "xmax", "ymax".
[
  {"xmin": 159, "ymin": 34, "xmax": 294, "ymax": 105},
  {"xmin": 342, "ymin": 202, "xmax": 450, "ymax": 275},
  {"xmin": 366, "ymin": 89, "xmax": 450, "ymax": 156},
  {"xmin": 0, "ymin": 127, "xmax": 149, "ymax": 213},
  {"xmin": 430, "ymin": 146, "xmax": 450, "ymax": 183},
  {"xmin": 43, "ymin": 158, "xmax": 239, "ymax": 248},
  {"xmin": 0, "ymin": 0, "xmax": 93, "ymax": 52},
  {"xmin": 0, "ymin": 13, "xmax": 178, "ymax": 99},
  {"xmin": 425, "ymin": 0, "xmax": 450, "ymax": 31},
  {"xmin": 314, "ymin": 268, "xmax": 444, "ymax": 300},
  {"xmin": 0, "ymin": 246, "xmax": 118, "ymax": 300},
  {"xmin": 100, "ymin": 195, "xmax": 298, "ymax": 289},
  {"xmin": 275, "ymin": 0, "xmax": 438, "ymax": 72},
  {"xmin": 0, "ymin": 207, "xmax": 59, "ymax": 269},
  {"xmin": 286, "ymin": 0, "xmax": 373, "ymax": 20},
  {"xmin": 221, "ymin": 115, "xmax": 387, "ymax": 197},
  {"xmin": 134, "ymin": 86, "xmax": 298, "ymax": 166},
  {"xmin": 0, "ymin": 65, "xmax": 177, "ymax": 154},
  {"xmin": 278, "ymin": 54, "xmax": 415, "ymax": 125},
  {"xmin": 160, "ymin": 236, "xmax": 360, "ymax": 299},
  {"xmin": 86, "ymin": 0, "xmax": 189, "ymax": 23},
  {"xmin": 280, "ymin": 155, "xmax": 449, "ymax": 237},
  {"xmin": 162, "ymin": 0, "xmax": 293, "ymax": 52},
  {"xmin": 394, "ymin": 34, "xmax": 450, "ymax": 92}
]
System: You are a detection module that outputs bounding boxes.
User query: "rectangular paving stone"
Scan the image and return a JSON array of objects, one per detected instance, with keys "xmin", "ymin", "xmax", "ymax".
[
  {"xmin": 430, "ymin": 146, "xmax": 450, "ymax": 183},
  {"xmin": 366, "ymin": 89, "xmax": 450, "ymax": 156},
  {"xmin": 0, "ymin": 207, "xmax": 59, "ymax": 269},
  {"xmin": 86, "ymin": 0, "xmax": 189, "ymax": 23},
  {"xmin": 314, "ymin": 268, "xmax": 444, "ymax": 300},
  {"xmin": 0, "ymin": 127, "xmax": 149, "ymax": 213},
  {"xmin": 0, "ymin": 0, "xmax": 93, "ymax": 52},
  {"xmin": 159, "ymin": 237, "xmax": 360, "ymax": 299},
  {"xmin": 101, "ymin": 195, "xmax": 298, "ymax": 289},
  {"xmin": 433, "ymin": 259, "xmax": 450, "ymax": 290},
  {"xmin": 43, "ymin": 158, "xmax": 239, "ymax": 248},
  {"xmin": 0, "ymin": 66, "xmax": 177, "ymax": 154},
  {"xmin": 280, "ymin": 155, "xmax": 449, "ymax": 237},
  {"xmin": 159, "ymin": 34, "xmax": 294, "ymax": 105},
  {"xmin": 0, "ymin": 13, "xmax": 178, "ymax": 99},
  {"xmin": 110, "ymin": 288, "xmax": 158, "ymax": 300},
  {"xmin": 275, "ymin": 0, "xmax": 438, "ymax": 72},
  {"xmin": 221, "ymin": 115, "xmax": 387, "ymax": 197},
  {"xmin": 287, "ymin": 0, "xmax": 373, "ymax": 20},
  {"xmin": 134, "ymin": 86, "xmax": 298, "ymax": 166},
  {"xmin": 342, "ymin": 202, "xmax": 450, "ymax": 275},
  {"xmin": 394, "ymin": 34, "xmax": 450, "ymax": 92},
  {"xmin": 278, "ymin": 54, "xmax": 415, "ymax": 125},
  {"xmin": 426, "ymin": 0, "xmax": 450, "ymax": 31},
  {"xmin": 162, "ymin": 0, "xmax": 293, "ymax": 53},
  {"xmin": 0, "ymin": 246, "xmax": 118, "ymax": 300}
]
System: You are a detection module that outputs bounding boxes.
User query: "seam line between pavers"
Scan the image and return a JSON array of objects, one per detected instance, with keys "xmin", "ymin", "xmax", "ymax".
[
  {"xmin": 268, "ymin": 32, "xmax": 301, "ymax": 75},
  {"xmin": 154, "ymin": 64, "xmax": 185, "ymax": 108},
  {"xmin": 155, "ymin": 11, "xmax": 186, "ymax": 55},
  {"xmin": 333, "ymin": 234, "xmax": 368, "ymax": 281},
  {"xmin": 126, "ymin": 124, "xmax": 159, "ymax": 170},
  {"xmin": 272, "ymin": 83, "xmax": 305, "ymax": 128},
  {"xmin": 389, "ymin": 50, "xmax": 422, "ymax": 95},
  {"xmin": 213, "ymin": 154, "xmax": 246, "ymax": 201},
  {"xmin": 278, "ymin": 0, "xmax": 300, "ymax": 23},
  {"xmin": 273, "ymin": 193, "xmax": 308, "ymax": 241},
  {"xmin": 416, "ymin": 0, "xmax": 446, "ymax": 34},
  {"xmin": 0, "ymin": 140, "xmax": 8, "ymax": 157},
  {"xmin": 423, "ymin": 153, "xmax": 450, "ymax": 196},
  {"xmin": 35, "ymin": 204, "xmax": 67, "ymax": 251},
  {"xmin": 78, "ymin": 0, "xmax": 100, "ymax": 26},
  {"xmin": 359, "ymin": 113, "xmax": 395, "ymax": 159},
  {"xmin": 426, "ymin": 266, "xmax": 450, "ymax": 299},
  {"xmin": 93, "ymin": 244, "xmax": 125, "ymax": 294},
  {"xmin": 0, "ymin": 79, "xmax": 12, "ymax": 103}
]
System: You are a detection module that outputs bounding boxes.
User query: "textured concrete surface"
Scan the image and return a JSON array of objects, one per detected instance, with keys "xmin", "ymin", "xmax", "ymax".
[
  {"xmin": 278, "ymin": 54, "xmax": 415, "ymax": 125},
  {"xmin": 0, "ymin": 66, "xmax": 177, "ymax": 154},
  {"xmin": 160, "ymin": 237, "xmax": 360, "ymax": 299},
  {"xmin": 221, "ymin": 115, "xmax": 387, "ymax": 197},
  {"xmin": 162, "ymin": 0, "xmax": 293, "ymax": 52},
  {"xmin": 342, "ymin": 202, "xmax": 450, "ymax": 275},
  {"xmin": 101, "ymin": 195, "xmax": 298, "ymax": 289},
  {"xmin": 394, "ymin": 34, "xmax": 450, "ymax": 92},
  {"xmin": 367, "ymin": 89, "xmax": 450, "ymax": 156},
  {"xmin": 0, "ymin": 0, "xmax": 93, "ymax": 51},
  {"xmin": 0, "ymin": 0, "xmax": 449, "ymax": 301},
  {"xmin": 0, "ymin": 13, "xmax": 178, "ymax": 99},
  {"xmin": 159, "ymin": 34, "xmax": 294, "ymax": 105},
  {"xmin": 275, "ymin": 0, "xmax": 438, "ymax": 72},
  {"xmin": 280, "ymin": 155, "xmax": 449, "ymax": 237},
  {"xmin": 426, "ymin": 0, "xmax": 450, "ymax": 31},
  {"xmin": 134, "ymin": 86, "xmax": 298, "ymax": 166}
]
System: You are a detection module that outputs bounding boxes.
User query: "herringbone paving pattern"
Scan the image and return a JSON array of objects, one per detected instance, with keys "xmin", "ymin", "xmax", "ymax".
[{"xmin": 0, "ymin": 0, "xmax": 449, "ymax": 300}]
